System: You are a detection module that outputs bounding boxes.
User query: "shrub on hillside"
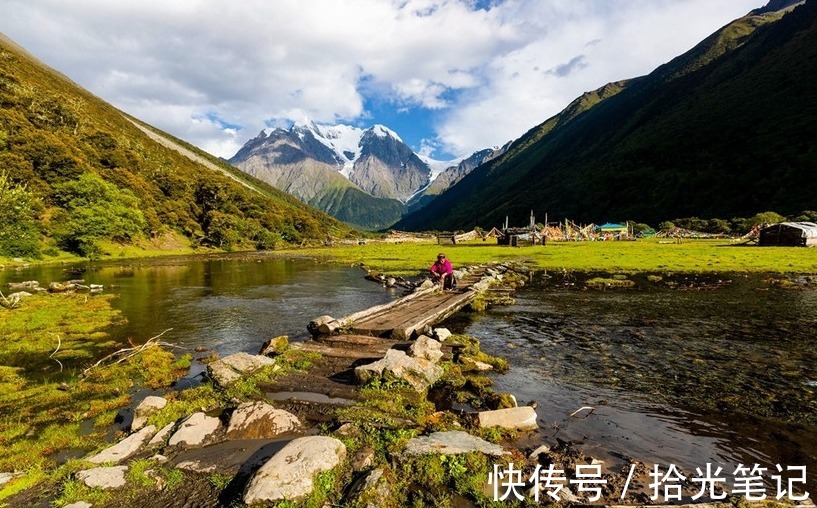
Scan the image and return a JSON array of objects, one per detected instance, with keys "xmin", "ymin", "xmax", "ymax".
[
  {"xmin": 0, "ymin": 171, "xmax": 41, "ymax": 258},
  {"xmin": 51, "ymin": 172, "xmax": 146, "ymax": 258}
]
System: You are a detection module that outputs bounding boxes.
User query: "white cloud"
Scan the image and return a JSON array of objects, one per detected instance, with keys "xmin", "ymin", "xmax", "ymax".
[{"xmin": 0, "ymin": 0, "xmax": 761, "ymax": 158}]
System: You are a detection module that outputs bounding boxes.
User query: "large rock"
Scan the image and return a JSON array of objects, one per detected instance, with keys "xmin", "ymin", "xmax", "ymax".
[
  {"xmin": 354, "ymin": 349, "xmax": 443, "ymax": 392},
  {"xmin": 477, "ymin": 406, "xmax": 538, "ymax": 431},
  {"xmin": 258, "ymin": 335, "xmax": 289, "ymax": 357},
  {"xmin": 348, "ymin": 468, "xmax": 392, "ymax": 508},
  {"xmin": 226, "ymin": 401, "xmax": 302, "ymax": 439},
  {"xmin": 243, "ymin": 436, "xmax": 346, "ymax": 504},
  {"xmin": 207, "ymin": 361, "xmax": 242, "ymax": 386},
  {"xmin": 403, "ymin": 431, "xmax": 509, "ymax": 457},
  {"xmin": 76, "ymin": 466, "xmax": 128, "ymax": 490},
  {"xmin": 132, "ymin": 396, "xmax": 167, "ymax": 430},
  {"xmin": 147, "ymin": 422, "xmax": 175, "ymax": 448},
  {"xmin": 168, "ymin": 412, "xmax": 222, "ymax": 448},
  {"xmin": 408, "ymin": 335, "xmax": 443, "ymax": 364},
  {"xmin": 207, "ymin": 352, "xmax": 275, "ymax": 388},
  {"xmin": 433, "ymin": 328, "xmax": 452, "ymax": 342},
  {"xmin": 87, "ymin": 425, "xmax": 156, "ymax": 464},
  {"xmin": 64, "ymin": 502, "xmax": 93, "ymax": 508}
]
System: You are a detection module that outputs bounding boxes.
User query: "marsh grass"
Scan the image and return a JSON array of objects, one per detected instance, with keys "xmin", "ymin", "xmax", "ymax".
[
  {"xmin": 0, "ymin": 293, "xmax": 189, "ymax": 501},
  {"xmin": 145, "ymin": 348, "xmax": 322, "ymax": 431}
]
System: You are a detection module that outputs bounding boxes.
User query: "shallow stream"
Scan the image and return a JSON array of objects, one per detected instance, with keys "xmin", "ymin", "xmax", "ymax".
[
  {"xmin": 449, "ymin": 270, "xmax": 817, "ymax": 486},
  {"xmin": 2, "ymin": 256, "xmax": 815, "ymax": 487}
]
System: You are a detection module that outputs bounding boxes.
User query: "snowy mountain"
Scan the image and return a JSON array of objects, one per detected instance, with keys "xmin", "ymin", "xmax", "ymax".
[
  {"xmin": 409, "ymin": 143, "xmax": 511, "ymax": 212},
  {"xmin": 229, "ymin": 121, "xmax": 500, "ymax": 229}
]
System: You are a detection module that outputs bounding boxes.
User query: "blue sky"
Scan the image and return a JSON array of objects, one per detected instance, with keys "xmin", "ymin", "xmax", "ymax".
[{"xmin": 0, "ymin": 0, "xmax": 762, "ymax": 160}]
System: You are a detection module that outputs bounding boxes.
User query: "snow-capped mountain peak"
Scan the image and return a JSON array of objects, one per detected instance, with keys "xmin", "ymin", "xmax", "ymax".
[
  {"xmin": 228, "ymin": 120, "xmax": 503, "ymax": 225},
  {"xmin": 369, "ymin": 124, "xmax": 402, "ymax": 142},
  {"xmin": 277, "ymin": 121, "xmax": 414, "ymax": 179}
]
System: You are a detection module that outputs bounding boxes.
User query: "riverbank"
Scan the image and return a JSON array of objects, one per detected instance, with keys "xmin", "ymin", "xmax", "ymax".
[
  {"xmin": 5, "ymin": 261, "xmax": 777, "ymax": 507},
  {"xmin": 0, "ymin": 292, "xmax": 192, "ymax": 503},
  {"xmin": 2, "ymin": 248, "xmax": 815, "ymax": 505},
  {"xmin": 0, "ymin": 232, "xmax": 212, "ymax": 269},
  {"xmin": 0, "ymin": 263, "xmax": 548, "ymax": 506}
]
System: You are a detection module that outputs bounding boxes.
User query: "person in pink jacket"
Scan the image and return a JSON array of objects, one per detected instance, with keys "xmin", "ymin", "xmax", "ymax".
[{"xmin": 429, "ymin": 252, "xmax": 455, "ymax": 289}]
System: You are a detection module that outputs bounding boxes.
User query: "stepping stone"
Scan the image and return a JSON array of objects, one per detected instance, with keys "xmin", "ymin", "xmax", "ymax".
[
  {"xmin": 168, "ymin": 412, "xmax": 221, "ymax": 447},
  {"xmin": 409, "ymin": 335, "xmax": 443, "ymax": 363},
  {"xmin": 403, "ymin": 430, "xmax": 509, "ymax": 457},
  {"xmin": 76, "ymin": 466, "xmax": 128, "ymax": 490},
  {"xmin": 148, "ymin": 423, "xmax": 175, "ymax": 448},
  {"xmin": 226, "ymin": 401, "xmax": 302, "ymax": 439},
  {"xmin": 86, "ymin": 425, "xmax": 156, "ymax": 464},
  {"xmin": 243, "ymin": 436, "xmax": 346, "ymax": 504},
  {"xmin": 208, "ymin": 352, "xmax": 275, "ymax": 388},
  {"xmin": 132, "ymin": 396, "xmax": 167, "ymax": 430},
  {"xmin": 354, "ymin": 349, "xmax": 442, "ymax": 392},
  {"xmin": 477, "ymin": 406, "xmax": 538, "ymax": 431}
]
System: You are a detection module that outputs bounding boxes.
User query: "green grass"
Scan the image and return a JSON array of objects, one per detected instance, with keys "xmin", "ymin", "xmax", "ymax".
[
  {"xmin": 0, "ymin": 293, "xmax": 190, "ymax": 502},
  {"xmin": 281, "ymin": 238, "xmax": 817, "ymax": 275}
]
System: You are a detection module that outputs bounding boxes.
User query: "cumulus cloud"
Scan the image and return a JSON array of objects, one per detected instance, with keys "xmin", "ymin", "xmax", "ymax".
[{"xmin": 0, "ymin": 0, "xmax": 760, "ymax": 158}]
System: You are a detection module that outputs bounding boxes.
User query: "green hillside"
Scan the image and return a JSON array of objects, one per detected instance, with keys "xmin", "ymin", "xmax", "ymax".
[
  {"xmin": 309, "ymin": 185, "xmax": 406, "ymax": 231},
  {"xmin": 0, "ymin": 34, "xmax": 349, "ymax": 260},
  {"xmin": 396, "ymin": 2, "xmax": 817, "ymax": 231}
]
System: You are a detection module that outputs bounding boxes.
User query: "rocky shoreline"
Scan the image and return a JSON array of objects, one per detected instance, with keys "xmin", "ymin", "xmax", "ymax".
[{"xmin": 4, "ymin": 263, "xmax": 814, "ymax": 507}]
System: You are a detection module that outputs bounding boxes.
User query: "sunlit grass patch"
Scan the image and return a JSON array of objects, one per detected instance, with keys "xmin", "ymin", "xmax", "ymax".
[
  {"xmin": 0, "ymin": 293, "xmax": 190, "ymax": 497},
  {"xmin": 282, "ymin": 238, "xmax": 817, "ymax": 275}
]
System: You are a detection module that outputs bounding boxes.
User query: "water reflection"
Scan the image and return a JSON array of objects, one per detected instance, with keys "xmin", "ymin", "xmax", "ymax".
[
  {"xmin": 454, "ymin": 271, "xmax": 817, "ymax": 483},
  {"xmin": 0, "ymin": 255, "xmax": 395, "ymax": 356}
]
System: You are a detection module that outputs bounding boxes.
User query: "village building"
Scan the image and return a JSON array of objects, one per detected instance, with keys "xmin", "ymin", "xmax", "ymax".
[
  {"xmin": 597, "ymin": 223, "xmax": 630, "ymax": 240},
  {"xmin": 758, "ymin": 222, "xmax": 817, "ymax": 247}
]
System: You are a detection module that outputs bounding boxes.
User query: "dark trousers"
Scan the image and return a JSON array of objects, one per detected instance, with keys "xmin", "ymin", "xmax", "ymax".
[{"xmin": 433, "ymin": 273, "xmax": 455, "ymax": 289}]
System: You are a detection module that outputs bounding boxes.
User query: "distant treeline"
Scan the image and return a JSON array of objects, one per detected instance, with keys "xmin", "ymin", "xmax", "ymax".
[{"xmin": 630, "ymin": 210, "xmax": 816, "ymax": 236}]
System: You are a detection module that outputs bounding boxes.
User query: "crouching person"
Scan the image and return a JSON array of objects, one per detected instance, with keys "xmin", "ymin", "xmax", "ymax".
[{"xmin": 429, "ymin": 253, "xmax": 455, "ymax": 290}]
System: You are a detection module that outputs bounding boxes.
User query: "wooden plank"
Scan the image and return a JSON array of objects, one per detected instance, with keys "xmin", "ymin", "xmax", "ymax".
[
  {"xmin": 290, "ymin": 341, "xmax": 391, "ymax": 360},
  {"xmin": 315, "ymin": 265, "xmax": 491, "ymax": 339},
  {"xmin": 350, "ymin": 295, "xmax": 446, "ymax": 332},
  {"xmin": 318, "ymin": 334, "xmax": 400, "ymax": 347},
  {"xmin": 391, "ymin": 291, "xmax": 476, "ymax": 340},
  {"xmin": 310, "ymin": 285, "xmax": 440, "ymax": 335},
  {"xmin": 349, "ymin": 294, "xmax": 442, "ymax": 329},
  {"xmin": 349, "ymin": 289, "xmax": 476, "ymax": 340}
]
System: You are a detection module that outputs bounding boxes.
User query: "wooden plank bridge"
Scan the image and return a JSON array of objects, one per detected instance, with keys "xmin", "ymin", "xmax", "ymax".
[{"xmin": 308, "ymin": 268, "xmax": 488, "ymax": 340}]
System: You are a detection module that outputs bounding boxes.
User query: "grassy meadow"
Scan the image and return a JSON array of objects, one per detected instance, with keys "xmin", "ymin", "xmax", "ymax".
[{"xmin": 283, "ymin": 237, "xmax": 817, "ymax": 277}]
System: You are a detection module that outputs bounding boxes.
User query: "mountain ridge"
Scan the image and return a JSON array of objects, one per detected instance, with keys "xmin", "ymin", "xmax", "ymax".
[
  {"xmin": 395, "ymin": 0, "xmax": 817, "ymax": 231},
  {"xmin": 229, "ymin": 121, "xmax": 505, "ymax": 229},
  {"xmin": 0, "ymin": 33, "xmax": 348, "ymax": 259}
]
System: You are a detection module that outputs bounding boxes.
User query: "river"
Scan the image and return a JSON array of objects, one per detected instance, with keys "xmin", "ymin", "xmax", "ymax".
[
  {"xmin": 450, "ymin": 270, "xmax": 817, "ymax": 488},
  {"xmin": 2, "ymin": 256, "xmax": 815, "ymax": 488}
]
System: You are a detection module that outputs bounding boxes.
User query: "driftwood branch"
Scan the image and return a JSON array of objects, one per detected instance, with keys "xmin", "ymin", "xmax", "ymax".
[
  {"xmin": 50, "ymin": 334, "xmax": 63, "ymax": 372},
  {"xmin": 0, "ymin": 291, "xmax": 20, "ymax": 309},
  {"xmin": 569, "ymin": 406, "xmax": 596, "ymax": 419},
  {"xmin": 82, "ymin": 328, "xmax": 181, "ymax": 377}
]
